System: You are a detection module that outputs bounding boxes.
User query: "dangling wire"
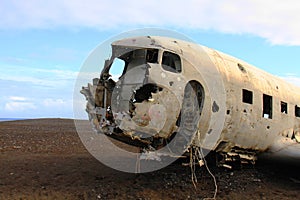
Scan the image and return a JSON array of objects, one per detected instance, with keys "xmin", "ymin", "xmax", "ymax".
[
  {"xmin": 193, "ymin": 130, "xmax": 218, "ymax": 200},
  {"xmin": 190, "ymin": 147, "xmax": 198, "ymax": 188},
  {"xmin": 199, "ymin": 146, "xmax": 218, "ymax": 200}
]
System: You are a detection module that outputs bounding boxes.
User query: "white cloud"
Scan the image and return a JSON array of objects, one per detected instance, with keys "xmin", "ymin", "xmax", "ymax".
[
  {"xmin": 42, "ymin": 98, "xmax": 68, "ymax": 107},
  {"xmin": 8, "ymin": 96, "xmax": 28, "ymax": 101},
  {"xmin": 3, "ymin": 97, "xmax": 73, "ymax": 115},
  {"xmin": 1, "ymin": 0, "xmax": 300, "ymax": 45},
  {"xmin": 0, "ymin": 64, "xmax": 80, "ymax": 117},
  {"xmin": 4, "ymin": 101, "xmax": 36, "ymax": 112},
  {"xmin": 34, "ymin": 68, "xmax": 79, "ymax": 82},
  {"xmin": 0, "ymin": 65, "xmax": 78, "ymax": 87},
  {"xmin": 4, "ymin": 96, "xmax": 37, "ymax": 112}
]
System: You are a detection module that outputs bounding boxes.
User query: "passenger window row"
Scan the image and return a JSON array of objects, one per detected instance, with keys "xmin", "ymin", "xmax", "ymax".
[{"xmin": 242, "ymin": 89, "xmax": 300, "ymax": 119}]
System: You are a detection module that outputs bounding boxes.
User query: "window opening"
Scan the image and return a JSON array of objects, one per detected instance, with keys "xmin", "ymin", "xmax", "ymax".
[
  {"xmin": 110, "ymin": 58, "xmax": 125, "ymax": 82},
  {"xmin": 295, "ymin": 105, "xmax": 300, "ymax": 117},
  {"xmin": 242, "ymin": 89, "xmax": 253, "ymax": 104},
  {"xmin": 263, "ymin": 94, "xmax": 272, "ymax": 119},
  {"xmin": 281, "ymin": 101, "xmax": 288, "ymax": 114},
  {"xmin": 162, "ymin": 51, "xmax": 182, "ymax": 73},
  {"xmin": 110, "ymin": 48, "xmax": 159, "ymax": 80},
  {"xmin": 146, "ymin": 49, "xmax": 158, "ymax": 63}
]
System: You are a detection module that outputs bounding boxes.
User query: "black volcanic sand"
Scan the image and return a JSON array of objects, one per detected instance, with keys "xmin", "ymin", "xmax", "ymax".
[{"xmin": 0, "ymin": 119, "xmax": 299, "ymax": 199}]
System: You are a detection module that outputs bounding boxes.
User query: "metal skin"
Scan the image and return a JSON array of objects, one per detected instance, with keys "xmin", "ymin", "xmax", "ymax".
[{"xmin": 81, "ymin": 36, "xmax": 300, "ymax": 163}]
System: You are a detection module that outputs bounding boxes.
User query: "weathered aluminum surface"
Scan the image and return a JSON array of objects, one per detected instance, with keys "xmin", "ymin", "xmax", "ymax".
[{"xmin": 81, "ymin": 36, "xmax": 300, "ymax": 162}]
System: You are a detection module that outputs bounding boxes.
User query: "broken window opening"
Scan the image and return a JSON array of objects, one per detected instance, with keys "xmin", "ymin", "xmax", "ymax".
[
  {"xmin": 263, "ymin": 94, "xmax": 273, "ymax": 119},
  {"xmin": 146, "ymin": 49, "xmax": 158, "ymax": 63},
  {"xmin": 124, "ymin": 49, "xmax": 147, "ymax": 72},
  {"xmin": 162, "ymin": 51, "xmax": 182, "ymax": 73},
  {"xmin": 281, "ymin": 101, "xmax": 288, "ymax": 114},
  {"xmin": 295, "ymin": 105, "xmax": 300, "ymax": 117},
  {"xmin": 109, "ymin": 58, "xmax": 125, "ymax": 82},
  {"xmin": 110, "ymin": 48, "xmax": 159, "ymax": 80},
  {"xmin": 242, "ymin": 89, "xmax": 253, "ymax": 104}
]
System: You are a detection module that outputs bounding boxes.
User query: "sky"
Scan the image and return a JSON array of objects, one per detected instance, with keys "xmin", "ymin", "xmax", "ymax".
[{"xmin": 1, "ymin": 0, "xmax": 300, "ymax": 119}]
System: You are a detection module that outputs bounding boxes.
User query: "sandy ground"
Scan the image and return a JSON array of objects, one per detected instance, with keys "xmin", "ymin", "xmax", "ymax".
[{"xmin": 0, "ymin": 118, "xmax": 299, "ymax": 200}]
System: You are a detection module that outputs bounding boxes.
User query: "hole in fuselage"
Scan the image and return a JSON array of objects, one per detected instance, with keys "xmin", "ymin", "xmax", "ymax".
[{"xmin": 133, "ymin": 84, "xmax": 162, "ymax": 103}]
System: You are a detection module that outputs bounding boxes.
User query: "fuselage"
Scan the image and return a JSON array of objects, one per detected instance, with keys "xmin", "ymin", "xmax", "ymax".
[{"xmin": 81, "ymin": 36, "xmax": 300, "ymax": 162}]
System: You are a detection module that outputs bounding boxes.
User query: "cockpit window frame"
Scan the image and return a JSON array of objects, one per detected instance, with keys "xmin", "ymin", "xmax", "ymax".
[{"xmin": 161, "ymin": 51, "xmax": 182, "ymax": 73}]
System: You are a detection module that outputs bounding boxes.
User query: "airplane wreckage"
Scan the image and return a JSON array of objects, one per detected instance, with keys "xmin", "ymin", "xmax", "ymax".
[{"xmin": 81, "ymin": 36, "xmax": 300, "ymax": 167}]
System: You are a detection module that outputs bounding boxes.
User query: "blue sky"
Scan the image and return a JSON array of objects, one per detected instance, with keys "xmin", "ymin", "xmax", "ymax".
[{"xmin": 1, "ymin": 0, "xmax": 300, "ymax": 119}]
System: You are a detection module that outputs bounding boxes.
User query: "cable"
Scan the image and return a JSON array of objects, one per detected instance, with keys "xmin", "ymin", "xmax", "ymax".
[
  {"xmin": 198, "ymin": 146, "xmax": 218, "ymax": 200},
  {"xmin": 190, "ymin": 147, "xmax": 198, "ymax": 189},
  {"xmin": 195, "ymin": 130, "xmax": 218, "ymax": 200}
]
